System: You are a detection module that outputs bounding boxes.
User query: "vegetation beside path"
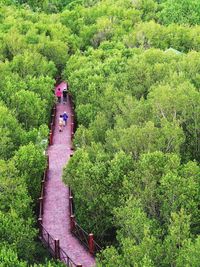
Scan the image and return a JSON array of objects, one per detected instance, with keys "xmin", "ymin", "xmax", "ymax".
[{"xmin": 0, "ymin": 0, "xmax": 199, "ymax": 266}]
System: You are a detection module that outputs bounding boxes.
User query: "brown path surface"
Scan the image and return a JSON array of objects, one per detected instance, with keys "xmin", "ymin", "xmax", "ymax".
[{"xmin": 43, "ymin": 82, "xmax": 96, "ymax": 267}]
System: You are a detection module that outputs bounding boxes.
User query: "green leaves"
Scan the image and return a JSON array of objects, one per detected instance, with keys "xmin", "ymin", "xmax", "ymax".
[
  {"xmin": 158, "ymin": 0, "xmax": 200, "ymax": 25},
  {"xmin": 0, "ymin": 247, "xmax": 27, "ymax": 267},
  {"xmin": 63, "ymin": 146, "xmax": 133, "ymax": 242},
  {"xmin": 0, "ymin": 1, "xmax": 200, "ymax": 266},
  {"xmin": 0, "ymin": 103, "xmax": 23, "ymax": 159},
  {"xmin": 176, "ymin": 236, "xmax": 200, "ymax": 267},
  {"xmin": 11, "ymin": 51, "xmax": 56, "ymax": 78},
  {"xmin": 0, "ymin": 210, "xmax": 36, "ymax": 261},
  {"xmin": 11, "ymin": 90, "xmax": 47, "ymax": 130},
  {"xmin": 13, "ymin": 143, "xmax": 46, "ymax": 201},
  {"xmin": 61, "ymin": 3, "xmax": 200, "ymax": 266},
  {"xmin": 163, "ymin": 209, "xmax": 191, "ymax": 266}
]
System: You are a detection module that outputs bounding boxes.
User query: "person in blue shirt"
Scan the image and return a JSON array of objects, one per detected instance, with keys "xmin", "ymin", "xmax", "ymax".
[{"xmin": 63, "ymin": 111, "xmax": 68, "ymax": 126}]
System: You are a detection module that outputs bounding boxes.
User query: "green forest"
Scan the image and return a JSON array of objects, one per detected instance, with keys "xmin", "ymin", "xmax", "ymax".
[{"xmin": 0, "ymin": 0, "xmax": 199, "ymax": 266}]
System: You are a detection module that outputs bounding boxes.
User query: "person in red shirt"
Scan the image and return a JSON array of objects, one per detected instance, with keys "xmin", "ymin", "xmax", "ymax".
[{"xmin": 56, "ymin": 88, "xmax": 62, "ymax": 103}]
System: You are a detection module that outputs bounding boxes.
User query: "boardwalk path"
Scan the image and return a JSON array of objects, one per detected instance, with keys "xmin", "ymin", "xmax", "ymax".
[{"xmin": 43, "ymin": 82, "xmax": 96, "ymax": 267}]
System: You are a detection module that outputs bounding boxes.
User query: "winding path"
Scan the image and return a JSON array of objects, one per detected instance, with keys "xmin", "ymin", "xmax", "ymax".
[{"xmin": 42, "ymin": 82, "xmax": 96, "ymax": 267}]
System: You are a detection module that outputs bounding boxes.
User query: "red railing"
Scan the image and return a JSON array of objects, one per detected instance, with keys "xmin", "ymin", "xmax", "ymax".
[
  {"xmin": 49, "ymin": 105, "xmax": 56, "ymax": 146},
  {"xmin": 40, "ymin": 225, "xmax": 56, "ymax": 257},
  {"xmin": 68, "ymin": 93, "xmax": 75, "ymax": 143},
  {"xmin": 38, "ymin": 169, "xmax": 47, "ymax": 219},
  {"xmin": 69, "ymin": 188, "xmax": 102, "ymax": 255},
  {"xmin": 38, "ymin": 153, "xmax": 57, "ymax": 257},
  {"xmin": 39, "ymin": 221, "xmax": 80, "ymax": 265},
  {"xmin": 60, "ymin": 247, "xmax": 79, "ymax": 267},
  {"xmin": 38, "ymin": 153, "xmax": 83, "ymax": 266}
]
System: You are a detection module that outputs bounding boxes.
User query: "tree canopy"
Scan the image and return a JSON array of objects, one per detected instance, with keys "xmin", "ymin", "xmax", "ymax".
[{"xmin": 0, "ymin": 0, "xmax": 199, "ymax": 266}]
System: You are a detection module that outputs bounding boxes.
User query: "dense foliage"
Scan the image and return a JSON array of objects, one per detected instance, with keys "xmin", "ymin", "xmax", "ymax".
[
  {"xmin": 0, "ymin": 2, "xmax": 70, "ymax": 265},
  {"xmin": 0, "ymin": 0, "xmax": 200, "ymax": 266},
  {"xmin": 61, "ymin": 0, "xmax": 200, "ymax": 266}
]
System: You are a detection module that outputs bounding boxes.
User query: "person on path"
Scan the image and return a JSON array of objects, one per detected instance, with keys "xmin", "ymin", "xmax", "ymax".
[
  {"xmin": 63, "ymin": 88, "xmax": 68, "ymax": 104},
  {"xmin": 63, "ymin": 111, "xmax": 68, "ymax": 126},
  {"xmin": 58, "ymin": 115, "xmax": 64, "ymax": 132},
  {"xmin": 56, "ymin": 88, "xmax": 62, "ymax": 103}
]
